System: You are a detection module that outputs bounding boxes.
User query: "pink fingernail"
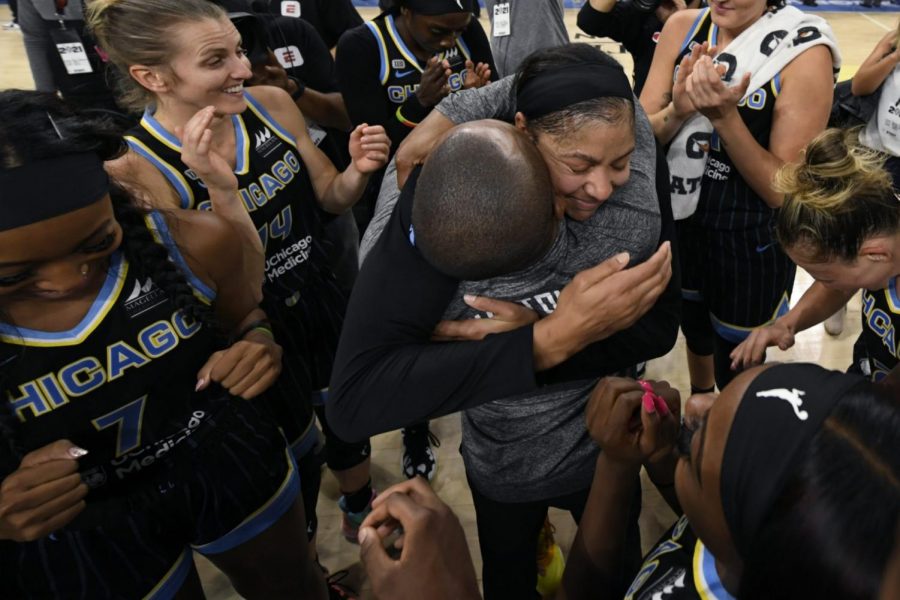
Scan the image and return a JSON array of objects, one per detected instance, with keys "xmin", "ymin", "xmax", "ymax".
[
  {"xmin": 642, "ymin": 392, "xmax": 656, "ymax": 413},
  {"xmin": 638, "ymin": 380, "xmax": 654, "ymax": 393},
  {"xmin": 654, "ymin": 395, "xmax": 670, "ymax": 416},
  {"xmin": 68, "ymin": 446, "xmax": 88, "ymax": 458}
]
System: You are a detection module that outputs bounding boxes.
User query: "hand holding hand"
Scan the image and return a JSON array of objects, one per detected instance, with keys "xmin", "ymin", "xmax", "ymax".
[
  {"xmin": 176, "ymin": 106, "xmax": 238, "ymax": 195},
  {"xmin": 729, "ymin": 320, "xmax": 795, "ymax": 371},
  {"xmin": 433, "ymin": 295, "xmax": 539, "ymax": 341},
  {"xmin": 359, "ymin": 478, "xmax": 480, "ymax": 600},
  {"xmin": 686, "ymin": 55, "xmax": 751, "ymax": 122},
  {"xmin": 0, "ymin": 440, "xmax": 89, "ymax": 542},
  {"xmin": 585, "ymin": 378, "xmax": 681, "ymax": 468},
  {"xmin": 349, "ymin": 124, "xmax": 391, "ymax": 174},
  {"xmin": 416, "ymin": 57, "xmax": 452, "ymax": 107},
  {"xmin": 196, "ymin": 330, "xmax": 283, "ymax": 399}
]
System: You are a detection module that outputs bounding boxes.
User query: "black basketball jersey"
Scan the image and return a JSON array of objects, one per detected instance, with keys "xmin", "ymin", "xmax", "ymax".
[
  {"xmin": 366, "ymin": 14, "xmax": 474, "ymax": 125},
  {"xmin": 857, "ymin": 278, "xmax": 900, "ymax": 382},
  {"xmin": 125, "ymin": 91, "xmax": 338, "ymax": 305},
  {"xmin": 0, "ymin": 222, "xmax": 222, "ymax": 493},
  {"xmin": 125, "ymin": 91, "xmax": 345, "ymax": 446},
  {"xmin": 676, "ymin": 8, "xmax": 780, "ymax": 233},
  {"xmin": 625, "ymin": 515, "xmax": 736, "ymax": 600}
]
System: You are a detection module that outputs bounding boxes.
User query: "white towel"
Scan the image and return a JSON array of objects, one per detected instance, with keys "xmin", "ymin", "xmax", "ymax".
[{"xmin": 667, "ymin": 6, "xmax": 841, "ymax": 220}]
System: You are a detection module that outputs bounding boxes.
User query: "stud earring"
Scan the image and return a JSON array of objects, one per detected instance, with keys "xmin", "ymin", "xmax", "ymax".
[{"xmin": 80, "ymin": 263, "xmax": 90, "ymax": 278}]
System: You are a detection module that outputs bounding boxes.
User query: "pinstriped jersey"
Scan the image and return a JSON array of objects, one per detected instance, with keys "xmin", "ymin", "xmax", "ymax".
[
  {"xmin": 366, "ymin": 14, "xmax": 473, "ymax": 118},
  {"xmin": 675, "ymin": 9, "xmax": 781, "ymax": 232},
  {"xmin": 858, "ymin": 278, "xmax": 900, "ymax": 382},
  {"xmin": 125, "ymin": 91, "xmax": 328, "ymax": 304},
  {"xmin": 0, "ymin": 223, "xmax": 223, "ymax": 493}
]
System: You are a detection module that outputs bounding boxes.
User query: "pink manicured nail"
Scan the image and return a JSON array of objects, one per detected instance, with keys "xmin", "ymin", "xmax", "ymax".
[{"xmin": 642, "ymin": 392, "xmax": 656, "ymax": 413}]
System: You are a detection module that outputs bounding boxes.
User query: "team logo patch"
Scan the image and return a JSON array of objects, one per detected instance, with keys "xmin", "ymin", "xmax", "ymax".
[
  {"xmin": 275, "ymin": 45, "xmax": 304, "ymax": 68},
  {"xmin": 125, "ymin": 277, "xmax": 167, "ymax": 318},
  {"xmin": 254, "ymin": 126, "xmax": 282, "ymax": 157},
  {"xmin": 391, "ymin": 59, "xmax": 406, "ymax": 69},
  {"xmin": 756, "ymin": 388, "xmax": 810, "ymax": 421},
  {"xmin": 281, "ymin": 0, "xmax": 301, "ymax": 17}
]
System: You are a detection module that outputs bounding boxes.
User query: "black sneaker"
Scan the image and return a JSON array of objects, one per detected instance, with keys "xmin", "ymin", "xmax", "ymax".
[{"xmin": 401, "ymin": 424, "xmax": 440, "ymax": 480}]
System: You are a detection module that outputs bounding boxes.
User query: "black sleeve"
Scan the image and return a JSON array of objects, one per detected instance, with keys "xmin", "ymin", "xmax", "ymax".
[
  {"xmin": 327, "ymin": 171, "xmax": 538, "ymax": 443},
  {"xmin": 462, "ymin": 18, "xmax": 499, "ymax": 82},
  {"xmin": 267, "ymin": 17, "xmax": 338, "ymax": 92},
  {"xmin": 537, "ymin": 142, "xmax": 682, "ymax": 385},
  {"xmin": 335, "ymin": 25, "xmax": 425, "ymax": 147},
  {"xmin": 577, "ymin": 1, "xmax": 650, "ymax": 57},
  {"xmin": 315, "ymin": 0, "xmax": 363, "ymax": 48}
]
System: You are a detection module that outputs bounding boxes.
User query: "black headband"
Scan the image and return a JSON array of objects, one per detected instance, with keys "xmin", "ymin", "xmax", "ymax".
[
  {"xmin": 405, "ymin": 0, "xmax": 473, "ymax": 15},
  {"xmin": 516, "ymin": 63, "xmax": 634, "ymax": 120},
  {"xmin": 0, "ymin": 153, "xmax": 110, "ymax": 232},
  {"xmin": 720, "ymin": 363, "xmax": 863, "ymax": 559}
]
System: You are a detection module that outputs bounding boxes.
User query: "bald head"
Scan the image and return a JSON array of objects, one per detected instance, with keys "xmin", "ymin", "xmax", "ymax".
[{"xmin": 411, "ymin": 120, "xmax": 557, "ymax": 281}]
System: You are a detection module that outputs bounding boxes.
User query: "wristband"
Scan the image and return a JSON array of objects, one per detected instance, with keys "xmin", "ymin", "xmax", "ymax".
[
  {"xmin": 288, "ymin": 76, "xmax": 306, "ymax": 100},
  {"xmin": 234, "ymin": 319, "xmax": 273, "ymax": 343}
]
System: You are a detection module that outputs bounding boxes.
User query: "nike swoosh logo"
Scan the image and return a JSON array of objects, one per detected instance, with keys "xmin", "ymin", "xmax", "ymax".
[
  {"xmin": 756, "ymin": 243, "xmax": 774, "ymax": 253},
  {"xmin": 396, "ymin": 69, "xmax": 416, "ymax": 78}
]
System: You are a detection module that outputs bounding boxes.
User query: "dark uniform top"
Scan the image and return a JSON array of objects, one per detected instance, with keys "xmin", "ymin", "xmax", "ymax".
[
  {"xmin": 335, "ymin": 12, "xmax": 495, "ymax": 230},
  {"xmin": 625, "ymin": 514, "xmax": 736, "ymax": 600},
  {"xmin": 336, "ymin": 13, "xmax": 495, "ymax": 151},
  {"xmin": 125, "ymin": 91, "xmax": 345, "ymax": 449},
  {"xmin": 0, "ymin": 239, "xmax": 221, "ymax": 493},
  {"xmin": 854, "ymin": 277, "xmax": 900, "ymax": 382},
  {"xmin": 675, "ymin": 8, "xmax": 794, "ymax": 341},
  {"xmin": 259, "ymin": 0, "xmax": 363, "ymax": 49}
]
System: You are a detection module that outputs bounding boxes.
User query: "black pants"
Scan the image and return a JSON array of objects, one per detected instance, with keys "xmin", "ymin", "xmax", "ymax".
[
  {"xmin": 469, "ymin": 475, "xmax": 643, "ymax": 600},
  {"xmin": 681, "ymin": 297, "xmax": 745, "ymax": 389}
]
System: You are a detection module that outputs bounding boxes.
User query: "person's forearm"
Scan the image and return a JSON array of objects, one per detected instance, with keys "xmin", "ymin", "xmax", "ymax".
[
  {"xmin": 318, "ymin": 163, "xmax": 369, "ymax": 214},
  {"xmin": 709, "ymin": 109, "xmax": 785, "ymax": 208},
  {"xmin": 327, "ymin": 327, "xmax": 537, "ymax": 441},
  {"xmin": 295, "ymin": 89, "xmax": 352, "ymax": 131},
  {"xmin": 206, "ymin": 185, "xmax": 265, "ymax": 292},
  {"xmin": 778, "ymin": 282, "xmax": 855, "ymax": 334},
  {"xmin": 645, "ymin": 453, "xmax": 681, "ymax": 513},
  {"xmin": 852, "ymin": 52, "xmax": 899, "ymax": 96},
  {"xmin": 559, "ymin": 454, "xmax": 641, "ymax": 600},
  {"xmin": 648, "ymin": 102, "xmax": 691, "ymax": 145}
]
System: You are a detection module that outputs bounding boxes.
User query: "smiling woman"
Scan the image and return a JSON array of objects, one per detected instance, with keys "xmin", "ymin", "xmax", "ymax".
[{"xmin": 85, "ymin": 0, "xmax": 391, "ymax": 565}]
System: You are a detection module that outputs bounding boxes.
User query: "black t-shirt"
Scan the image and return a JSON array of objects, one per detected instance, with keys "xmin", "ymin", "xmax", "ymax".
[
  {"xmin": 625, "ymin": 515, "xmax": 736, "ymax": 599},
  {"xmin": 577, "ymin": 1, "xmax": 663, "ymax": 97},
  {"xmin": 258, "ymin": 0, "xmax": 363, "ymax": 48}
]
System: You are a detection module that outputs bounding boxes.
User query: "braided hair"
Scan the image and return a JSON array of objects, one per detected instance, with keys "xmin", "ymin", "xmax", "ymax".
[{"xmin": 0, "ymin": 89, "xmax": 218, "ymax": 469}]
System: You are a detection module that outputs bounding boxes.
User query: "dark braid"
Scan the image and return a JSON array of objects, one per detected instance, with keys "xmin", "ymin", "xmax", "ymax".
[{"xmin": 109, "ymin": 185, "xmax": 220, "ymax": 336}]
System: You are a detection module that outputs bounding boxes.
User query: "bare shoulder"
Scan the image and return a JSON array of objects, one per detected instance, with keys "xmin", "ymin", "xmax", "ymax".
[
  {"xmin": 246, "ymin": 85, "xmax": 306, "ymax": 131},
  {"xmin": 781, "ymin": 44, "xmax": 834, "ymax": 85},
  {"xmin": 105, "ymin": 150, "xmax": 181, "ymax": 210}
]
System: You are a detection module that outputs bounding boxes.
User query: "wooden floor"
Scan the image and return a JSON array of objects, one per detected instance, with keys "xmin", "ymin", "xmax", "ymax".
[{"xmin": 0, "ymin": 5, "xmax": 886, "ymax": 598}]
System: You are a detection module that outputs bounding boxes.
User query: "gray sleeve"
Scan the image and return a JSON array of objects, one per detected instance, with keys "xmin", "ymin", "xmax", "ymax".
[
  {"xmin": 435, "ymin": 76, "xmax": 518, "ymax": 124},
  {"xmin": 358, "ymin": 159, "xmax": 401, "ymax": 265}
]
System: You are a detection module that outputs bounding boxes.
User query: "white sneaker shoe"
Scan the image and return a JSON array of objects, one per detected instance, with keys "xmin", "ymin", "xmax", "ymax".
[{"xmin": 824, "ymin": 305, "xmax": 847, "ymax": 337}]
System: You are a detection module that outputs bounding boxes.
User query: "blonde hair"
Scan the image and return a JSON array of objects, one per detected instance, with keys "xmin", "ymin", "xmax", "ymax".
[
  {"xmin": 86, "ymin": 0, "xmax": 227, "ymax": 111},
  {"xmin": 775, "ymin": 128, "xmax": 899, "ymax": 261}
]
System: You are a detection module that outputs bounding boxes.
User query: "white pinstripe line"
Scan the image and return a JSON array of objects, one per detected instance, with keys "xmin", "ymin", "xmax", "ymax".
[{"xmin": 859, "ymin": 11, "xmax": 892, "ymax": 31}]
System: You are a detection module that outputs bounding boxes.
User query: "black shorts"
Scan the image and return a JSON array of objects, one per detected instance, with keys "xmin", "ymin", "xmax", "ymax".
[{"xmin": 0, "ymin": 399, "xmax": 300, "ymax": 599}]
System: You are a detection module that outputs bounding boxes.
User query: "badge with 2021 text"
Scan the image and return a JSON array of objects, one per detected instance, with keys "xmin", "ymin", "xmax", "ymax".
[{"xmin": 493, "ymin": 2, "xmax": 511, "ymax": 37}]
